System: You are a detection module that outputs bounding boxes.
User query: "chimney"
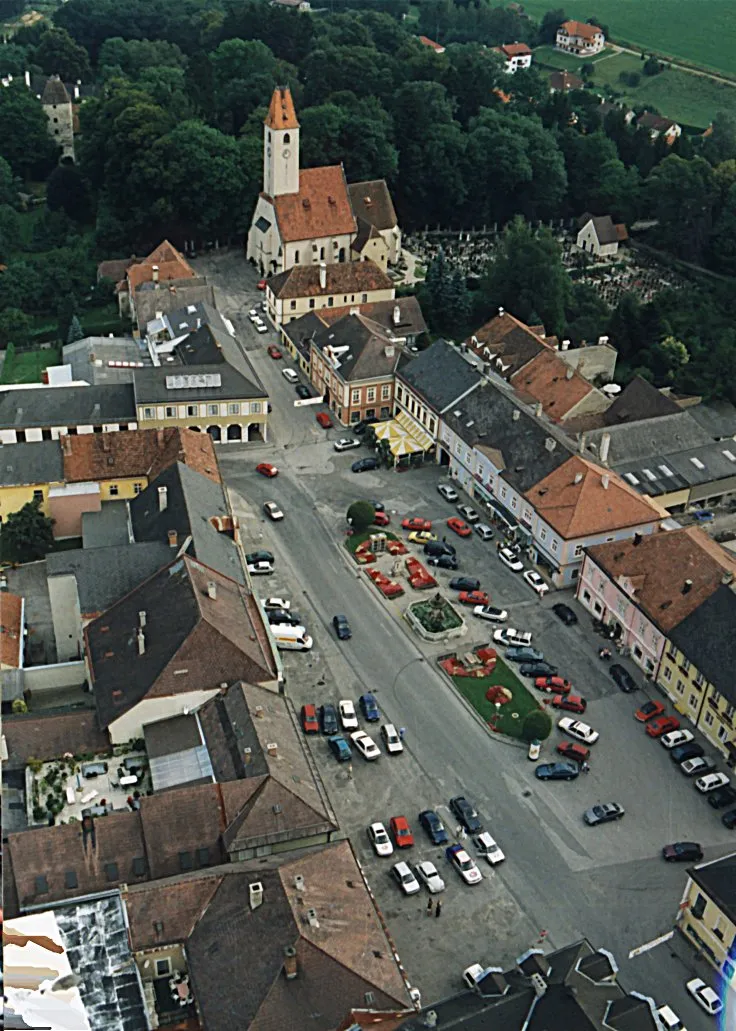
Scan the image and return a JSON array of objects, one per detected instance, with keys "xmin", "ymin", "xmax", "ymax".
[
  {"xmin": 267, "ymin": 742, "xmax": 278, "ymax": 758},
  {"xmin": 283, "ymin": 946, "xmax": 298, "ymax": 980},
  {"xmin": 137, "ymin": 629, "xmax": 145, "ymax": 655},
  {"xmin": 393, "ymin": 304, "xmax": 401, "ymax": 326},
  {"xmin": 512, "ymin": 410, "xmax": 520, "ymax": 421},
  {"xmin": 294, "ymin": 875, "xmax": 305, "ymax": 891},
  {"xmin": 574, "ymin": 472, "xmax": 583, "ymax": 484},
  {"xmin": 498, "ymin": 307, "xmax": 505, "ymax": 317},
  {"xmin": 73, "ymin": 84, "xmax": 79, "ymax": 100},
  {"xmin": 158, "ymin": 485, "xmax": 168, "ymax": 511},
  {"xmin": 682, "ymin": 579, "xmax": 693, "ymax": 594},
  {"xmin": 167, "ymin": 530, "xmax": 178, "ymax": 548},
  {"xmin": 561, "ymin": 339, "xmax": 570, "ymax": 351},
  {"xmin": 601, "ymin": 474, "xmax": 609, "ymax": 490},
  {"xmin": 306, "ymin": 908, "xmax": 320, "ymax": 929},
  {"xmin": 151, "ymin": 265, "xmax": 160, "ymax": 284},
  {"xmin": 138, "ymin": 610, "xmax": 147, "ymax": 627},
  {"xmin": 24, "ymin": 70, "xmax": 31, "ymax": 88},
  {"xmin": 155, "ymin": 310, "xmax": 163, "ymax": 320},
  {"xmin": 319, "ymin": 262, "xmax": 327, "ymax": 290},
  {"xmin": 531, "ymin": 973, "xmax": 548, "ymax": 998},
  {"xmin": 565, "ymin": 367, "xmax": 574, "ymax": 380},
  {"xmin": 633, "ymin": 533, "xmax": 642, "ymax": 547},
  {"xmin": 62, "ymin": 435, "xmax": 72, "ymax": 456},
  {"xmin": 600, "ymin": 432, "xmax": 611, "ymax": 466},
  {"xmin": 207, "ymin": 581, "xmax": 217, "ymax": 600},
  {"xmin": 384, "ymin": 343, "xmax": 395, "ymax": 359},
  {"xmin": 249, "ymin": 882, "xmax": 264, "ymax": 910},
  {"xmin": 535, "ymin": 402, "xmax": 543, "ymax": 417}
]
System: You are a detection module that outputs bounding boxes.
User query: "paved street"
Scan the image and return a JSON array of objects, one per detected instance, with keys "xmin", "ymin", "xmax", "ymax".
[{"xmin": 206, "ymin": 247, "xmax": 730, "ymax": 1027}]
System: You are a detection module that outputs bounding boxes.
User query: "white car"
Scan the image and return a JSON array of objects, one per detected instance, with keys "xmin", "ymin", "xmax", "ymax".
[
  {"xmin": 414, "ymin": 860, "xmax": 445, "ymax": 893},
  {"xmin": 367, "ymin": 822, "xmax": 393, "ymax": 857},
  {"xmin": 350, "ymin": 730, "xmax": 381, "ymax": 761},
  {"xmin": 656, "ymin": 1005, "xmax": 687, "ymax": 1031},
  {"xmin": 255, "ymin": 323, "xmax": 268, "ymax": 334},
  {"xmin": 473, "ymin": 605, "xmax": 509, "ymax": 623},
  {"xmin": 474, "ymin": 523, "xmax": 494, "ymax": 541},
  {"xmin": 247, "ymin": 561, "xmax": 274, "ymax": 576},
  {"xmin": 438, "ymin": 483, "xmax": 459, "ymax": 502},
  {"xmin": 339, "ymin": 700, "xmax": 359, "ymax": 730},
  {"xmin": 523, "ymin": 570, "xmax": 549, "ymax": 596},
  {"xmin": 695, "ymin": 772, "xmax": 729, "ymax": 793},
  {"xmin": 680, "ymin": 757, "xmax": 715, "ymax": 777},
  {"xmin": 248, "ymin": 310, "xmax": 260, "ymax": 321},
  {"xmin": 391, "ymin": 861, "xmax": 420, "ymax": 895},
  {"xmin": 333, "ymin": 438, "xmax": 361, "ymax": 452},
  {"xmin": 493, "ymin": 627, "xmax": 532, "ymax": 647},
  {"xmin": 498, "ymin": 546, "xmax": 524, "ymax": 572},
  {"xmin": 263, "ymin": 501, "xmax": 284, "ymax": 521},
  {"xmin": 473, "ymin": 831, "xmax": 505, "ymax": 865},
  {"xmin": 446, "ymin": 844, "xmax": 483, "ymax": 885},
  {"xmin": 457, "ymin": 504, "xmax": 479, "ymax": 523},
  {"xmin": 263, "ymin": 597, "xmax": 290, "ymax": 611},
  {"xmin": 660, "ymin": 729, "xmax": 694, "ymax": 749},
  {"xmin": 685, "ymin": 978, "xmax": 722, "ymax": 1016},
  {"xmin": 558, "ymin": 717, "xmax": 599, "ymax": 745},
  {"xmin": 381, "ymin": 724, "xmax": 404, "ymax": 754}
]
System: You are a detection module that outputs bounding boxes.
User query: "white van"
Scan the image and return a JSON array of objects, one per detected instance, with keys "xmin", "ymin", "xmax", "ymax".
[
  {"xmin": 272, "ymin": 625, "xmax": 313, "ymax": 651},
  {"xmin": 656, "ymin": 1005, "xmax": 686, "ymax": 1031},
  {"xmin": 282, "ymin": 368, "xmax": 298, "ymax": 384}
]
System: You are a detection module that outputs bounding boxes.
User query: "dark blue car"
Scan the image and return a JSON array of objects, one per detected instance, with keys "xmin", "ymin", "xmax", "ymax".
[
  {"xmin": 359, "ymin": 692, "xmax": 380, "ymax": 721},
  {"xmin": 419, "ymin": 809, "xmax": 448, "ymax": 845}
]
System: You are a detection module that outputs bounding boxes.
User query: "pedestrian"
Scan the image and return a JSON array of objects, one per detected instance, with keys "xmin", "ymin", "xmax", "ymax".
[
  {"xmin": 427, "ymin": 898, "xmax": 433, "ymax": 916},
  {"xmin": 435, "ymin": 900, "xmax": 442, "ymax": 918},
  {"xmin": 399, "ymin": 727, "xmax": 406, "ymax": 741},
  {"xmin": 582, "ymin": 762, "xmax": 590, "ymax": 774},
  {"xmin": 442, "ymin": 536, "xmax": 447, "ymax": 543}
]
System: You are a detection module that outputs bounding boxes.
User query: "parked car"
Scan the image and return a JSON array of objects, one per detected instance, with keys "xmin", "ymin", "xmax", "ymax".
[
  {"xmin": 721, "ymin": 808, "xmax": 736, "ymax": 829},
  {"xmin": 256, "ymin": 462, "xmax": 278, "ymax": 477},
  {"xmin": 610, "ymin": 664, "xmax": 637, "ymax": 693},
  {"xmin": 552, "ymin": 603, "xmax": 578, "ymax": 626},
  {"xmin": 246, "ymin": 550, "xmax": 274, "ymax": 565},
  {"xmin": 474, "ymin": 523, "xmax": 494, "ymax": 541},
  {"xmin": 402, "ymin": 517, "xmax": 432, "ymax": 531},
  {"xmin": 352, "ymin": 457, "xmax": 379, "ymax": 473},
  {"xmin": 558, "ymin": 718, "xmax": 599, "ymax": 744},
  {"xmin": 391, "ymin": 861, "xmax": 420, "ymax": 895},
  {"xmin": 472, "ymin": 831, "xmax": 505, "ymax": 865},
  {"xmin": 456, "ymin": 505, "xmax": 479, "ymax": 523},
  {"xmin": 635, "ymin": 700, "xmax": 665, "ymax": 722},
  {"xmin": 437, "ymin": 483, "xmax": 459, "ymax": 502},
  {"xmin": 282, "ymin": 367, "xmax": 298, "ymax": 383},
  {"xmin": 662, "ymin": 842, "xmax": 703, "ymax": 863},
  {"xmin": 670, "ymin": 742, "xmax": 704, "ymax": 764},
  {"xmin": 493, "ymin": 627, "xmax": 532, "ymax": 647},
  {"xmin": 536, "ymin": 676, "xmax": 572, "ymax": 694},
  {"xmin": 381, "ymin": 724, "xmax": 403, "ymax": 754},
  {"xmin": 408, "ymin": 530, "xmax": 437, "ymax": 544},
  {"xmin": 691, "ymin": 509, "xmax": 715, "ymax": 523},
  {"xmin": 370, "ymin": 500, "xmax": 385, "ymax": 512},
  {"xmin": 498, "ymin": 546, "xmax": 524, "ymax": 572},
  {"xmin": 583, "ymin": 802, "xmax": 624, "ymax": 826},
  {"xmin": 319, "ymin": 704, "xmax": 339, "ymax": 735},
  {"xmin": 445, "ymin": 844, "xmax": 482, "ymax": 884},
  {"xmin": 247, "ymin": 560, "xmax": 274, "ymax": 576},
  {"xmin": 660, "ymin": 729, "xmax": 694, "ymax": 750},
  {"xmin": 708, "ymin": 785, "xmax": 736, "ymax": 809},
  {"xmin": 458, "ymin": 590, "xmax": 490, "ymax": 606},
  {"xmin": 520, "ymin": 661, "xmax": 558, "ymax": 678},
  {"xmin": 427, "ymin": 554, "xmax": 459, "ymax": 570},
  {"xmin": 263, "ymin": 501, "xmax": 284, "ymax": 521},
  {"xmin": 414, "ymin": 860, "xmax": 445, "ymax": 893},
  {"xmin": 295, "ymin": 384, "xmax": 312, "ymax": 400},
  {"xmin": 267, "ymin": 610, "xmax": 301, "ymax": 626},
  {"xmin": 645, "ymin": 715, "xmax": 680, "ymax": 738},
  {"xmin": 333, "ymin": 437, "xmax": 361, "ymax": 452},
  {"xmin": 359, "ymin": 692, "xmax": 380, "ymax": 721},
  {"xmin": 353, "ymin": 419, "xmax": 375, "ymax": 436},
  {"xmin": 373, "ymin": 511, "xmax": 390, "ymax": 527},
  {"xmin": 300, "ymin": 704, "xmax": 319, "ymax": 734},
  {"xmin": 338, "ymin": 699, "xmax": 358, "ymax": 730},
  {"xmin": 267, "ymin": 344, "xmax": 282, "ymax": 359},
  {"xmin": 263, "ymin": 596, "xmax": 289, "ymax": 611},
  {"xmin": 257, "ymin": 278, "xmax": 267, "ymax": 290},
  {"xmin": 505, "ymin": 646, "xmax": 544, "ymax": 663},
  {"xmin": 390, "ymin": 815, "xmax": 414, "ymax": 848},
  {"xmin": 254, "ymin": 323, "xmax": 268, "ymax": 334},
  {"xmin": 557, "ymin": 742, "xmax": 590, "ymax": 764},
  {"xmin": 695, "ymin": 772, "xmax": 730, "ymax": 793},
  {"xmin": 332, "ymin": 614, "xmax": 352, "ymax": 640},
  {"xmin": 367, "ymin": 822, "xmax": 393, "ymax": 857},
  {"xmin": 405, "ymin": 810, "xmax": 440, "ymax": 850},
  {"xmin": 450, "ymin": 796, "xmax": 482, "ymax": 833},
  {"xmin": 685, "ymin": 978, "xmax": 722, "ymax": 1016},
  {"xmin": 447, "ymin": 517, "xmax": 472, "ymax": 537},
  {"xmin": 536, "ymin": 761, "xmax": 580, "ymax": 781},
  {"xmin": 523, "ymin": 570, "xmax": 549, "ymax": 596},
  {"xmin": 681, "ymin": 756, "xmax": 717, "ymax": 777},
  {"xmin": 551, "ymin": 694, "xmax": 587, "ymax": 714},
  {"xmin": 424, "ymin": 540, "xmax": 456, "ymax": 557},
  {"xmin": 316, "ymin": 411, "xmax": 333, "ymax": 428},
  {"xmin": 449, "ymin": 576, "xmax": 481, "ymax": 592},
  {"xmin": 473, "ymin": 605, "xmax": 508, "ymax": 623},
  {"xmin": 328, "ymin": 735, "xmax": 352, "ymax": 762},
  {"xmin": 351, "ymin": 730, "xmax": 381, "ymax": 761}
]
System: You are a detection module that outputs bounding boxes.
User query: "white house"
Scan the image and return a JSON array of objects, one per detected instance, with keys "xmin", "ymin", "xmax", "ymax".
[
  {"xmin": 556, "ymin": 20, "xmax": 605, "ymax": 56},
  {"xmin": 495, "ymin": 43, "xmax": 533, "ymax": 73},
  {"xmin": 576, "ymin": 214, "xmax": 628, "ymax": 258}
]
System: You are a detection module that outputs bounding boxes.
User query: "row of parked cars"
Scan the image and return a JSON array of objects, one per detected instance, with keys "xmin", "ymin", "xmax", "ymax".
[{"xmin": 301, "ymin": 694, "xmax": 405, "ymax": 761}]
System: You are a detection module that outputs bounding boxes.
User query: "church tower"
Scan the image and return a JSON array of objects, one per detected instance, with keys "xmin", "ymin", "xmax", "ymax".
[{"xmin": 263, "ymin": 86, "xmax": 300, "ymax": 199}]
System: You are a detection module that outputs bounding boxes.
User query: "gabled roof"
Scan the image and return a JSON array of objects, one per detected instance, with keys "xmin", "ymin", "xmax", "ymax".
[
  {"xmin": 638, "ymin": 112, "xmax": 678, "ymax": 132},
  {"xmin": 60, "ymin": 427, "xmax": 220, "ymax": 485},
  {"xmin": 272, "ymin": 165, "xmax": 356, "ymax": 242},
  {"xmin": 133, "ymin": 361, "xmax": 266, "ymax": 404},
  {"xmin": 62, "ymin": 336, "xmax": 149, "ymax": 386},
  {"xmin": 526, "ymin": 456, "xmax": 663, "ymax": 540},
  {"xmin": 265, "ymin": 86, "xmax": 299, "ymax": 130},
  {"xmin": 603, "ymin": 376, "xmax": 680, "ymax": 425},
  {"xmin": 86, "ymin": 555, "xmax": 276, "ymax": 729},
  {"xmin": 397, "ymin": 338, "xmax": 482, "ymax": 413},
  {"xmin": 687, "ymin": 853, "xmax": 736, "ymax": 925},
  {"xmin": 310, "ymin": 295, "xmax": 427, "ymax": 338},
  {"xmin": 581, "ymin": 411, "xmax": 713, "ymax": 466},
  {"xmin": 268, "ymin": 258, "xmax": 392, "ymax": 300},
  {"xmin": 498, "ymin": 42, "xmax": 532, "ymax": 57},
  {"xmin": 351, "ymin": 216, "xmax": 383, "ymax": 254},
  {"xmin": 348, "ymin": 180, "xmax": 398, "ymax": 231},
  {"xmin": 549, "ymin": 70, "xmax": 583, "ymax": 90},
  {"xmin": 688, "ymin": 399, "xmax": 736, "ymax": 440},
  {"xmin": 0, "ymin": 440, "xmax": 63, "ymax": 486},
  {"xmin": 510, "ymin": 349, "xmax": 595, "ymax": 420},
  {"xmin": 0, "ymin": 384, "xmax": 136, "ymax": 430},
  {"xmin": 126, "ymin": 240, "xmax": 196, "ymax": 294},
  {"xmin": 669, "ymin": 585, "xmax": 736, "ymax": 702},
  {"xmin": 167, "ymin": 327, "xmax": 267, "ymax": 394},
  {"xmin": 417, "ymin": 35, "xmax": 445, "ymax": 52},
  {"xmin": 577, "ymin": 213, "xmax": 627, "ymax": 245},
  {"xmin": 468, "ymin": 310, "xmax": 550, "ymax": 376},
  {"xmin": 313, "ymin": 313, "xmax": 400, "ymax": 382},
  {"xmin": 559, "ymin": 19, "xmax": 603, "ymax": 38}
]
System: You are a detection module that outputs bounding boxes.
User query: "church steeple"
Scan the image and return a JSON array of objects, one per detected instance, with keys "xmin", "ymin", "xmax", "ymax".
[{"xmin": 263, "ymin": 86, "xmax": 300, "ymax": 198}]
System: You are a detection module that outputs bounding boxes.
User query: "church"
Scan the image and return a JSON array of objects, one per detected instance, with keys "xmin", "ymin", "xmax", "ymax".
[{"xmin": 246, "ymin": 87, "xmax": 401, "ymax": 276}]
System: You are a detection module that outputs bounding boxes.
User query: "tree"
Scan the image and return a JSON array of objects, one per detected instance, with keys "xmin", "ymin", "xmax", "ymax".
[
  {"xmin": 0, "ymin": 204, "xmax": 21, "ymax": 261},
  {"xmin": 0, "ymin": 80, "xmax": 59, "ymax": 179},
  {"xmin": 649, "ymin": 335, "xmax": 689, "ymax": 383},
  {"xmin": 702, "ymin": 111, "xmax": 736, "ymax": 166},
  {"xmin": 347, "ymin": 500, "xmax": 376, "ymax": 532},
  {"xmin": 0, "ymin": 157, "xmax": 18, "ymax": 208},
  {"xmin": 710, "ymin": 182, "xmax": 736, "ymax": 275},
  {"xmin": 521, "ymin": 708, "xmax": 552, "ymax": 742},
  {"xmin": 0, "ymin": 42, "xmax": 29, "ymax": 78},
  {"xmin": 34, "ymin": 27, "xmax": 91, "ymax": 82},
  {"xmin": 66, "ymin": 314, "xmax": 84, "ymax": 345},
  {"xmin": 538, "ymin": 8, "xmax": 566, "ymax": 44},
  {"xmin": 647, "ymin": 155, "xmax": 718, "ymax": 262},
  {"xmin": 46, "ymin": 162, "xmax": 91, "ymax": 222},
  {"xmin": 0, "ymin": 308, "xmax": 31, "ymax": 348},
  {"xmin": 1, "ymin": 498, "xmax": 55, "ymax": 563}
]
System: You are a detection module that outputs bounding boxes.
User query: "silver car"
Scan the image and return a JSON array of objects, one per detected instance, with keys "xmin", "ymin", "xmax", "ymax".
[
  {"xmin": 438, "ymin": 483, "xmax": 459, "ymax": 502},
  {"xmin": 414, "ymin": 860, "xmax": 445, "ymax": 893},
  {"xmin": 474, "ymin": 523, "xmax": 494, "ymax": 541}
]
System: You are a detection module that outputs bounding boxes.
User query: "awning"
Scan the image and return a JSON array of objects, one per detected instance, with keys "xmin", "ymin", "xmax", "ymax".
[
  {"xmin": 374, "ymin": 412, "xmax": 433, "ymax": 457},
  {"xmin": 395, "ymin": 409, "xmax": 434, "ymax": 451}
]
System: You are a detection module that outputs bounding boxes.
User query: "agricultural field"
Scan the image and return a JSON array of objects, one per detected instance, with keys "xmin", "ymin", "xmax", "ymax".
[{"xmin": 521, "ymin": 0, "xmax": 736, "ymax": 79}]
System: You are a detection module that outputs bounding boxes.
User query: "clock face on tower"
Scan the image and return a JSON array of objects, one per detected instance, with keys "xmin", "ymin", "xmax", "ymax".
[{"xmin": 282, "ymin": 148, "xmax": 291, "ymax": 159}]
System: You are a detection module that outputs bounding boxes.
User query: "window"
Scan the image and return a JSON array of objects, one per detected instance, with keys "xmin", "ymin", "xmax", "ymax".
[
  {"xmin": 540, "ymin": 527, "xmax": 547, "ymax": 541},
  {"xmin": 428, "ymin": 418, "xmax": 435, "ymax": 434},
  {"xmin": 381, "ymin": 384, "xmax": 391, "ymax": 400},
  {"xmin": 133, "ymin": 482, "xmax": 143, "ymax": 495},
  {"xmin": 33, "ymin": 489, "xmax": 43, "ymax": 502},
  {"xmin": 574, "ymin": 544, "xmax": 583, "ymax": 557},
  {"xmin": 143, "ymin": 407, "xmax": 155, "ymax": 420},
  {"xmin": 366, "ymin": 387, "xmax": 376, "ymax": 402},
  {"xmin": 365, "ymin": 408, "xmax": 375, "ymax": 419},
  {"xmin": 350, "ymin": 411, "xmax": 360, "ymax": 423},
  {"xmin": 109, "ymin": 485, "xmax": 119, "ymax": 496},
  {"xmin": 290, "ymin": 300, "xmax": 296, "ymax": 310},
  {"xmin": 294, "ymin": 250, "xmax": 299, "ymax": 263},
  {"xmin": 165, "ymin": 406, "xmax": 177, "ymax": 418},
  {"xmin": 251, "ymin": 403, "xmax": 262, "ymax": 414},
  {"xmin": 500, "ymin": 486, "xmax": 507, "ymax": 500},
  {"xmin": 156, "ymin": 958, "xmax": 172, "ymax": 976},
  {"xmin": 380, "ymin": 406, "xmax": 390, "ymax": 418},
  {"xmin": 352, "ymin": 389, "xmax": 360, "ymax": 404},
  {"xmin": 362, "ymin": 294, "xmax": 368, "ymax": 303},
  {"xmin": 511, "ymin": 496, "xmax": 518, "ymax": 509},
  {"xmin": 689, "ymin": 694, "xmax": 698, "ymax": 709},
  {"xmin": 694, "ymin": 671, "xmax": 706, "ymax": 688},
  {"xmin": 207, "ymin": 404, "xmax": 219, "ymax": 416},
  {"xmin": 691, "ymin": 894, "xmax": 706, "ymax": 920},
  {"xmin": 681, "ymin": 658, "xmax": 691, "ymax": 674},
  {"xmin": 704, "ymin": 710, "xmax": 714, "ymax": 726},
  {"xmin": 727, "ymin": 704, "xmax": 735, "ymax": 719},
  {"xmin": 718, "ymin": 726, "xmax": 729, "ymax": 743},
  {"xmin": 309, "ymin": 299, "xmax": 315, "ymax": 309},
  {"xmin": 186, "ymin": 405, "xmax": 198, "ymax": 417},
  {"xmin": 397, "ymin": 386, "xmax": 403, "ymax": 403},
  {"xmin": 328, "ymin": 296, "xmax": 334, "ymax": 307},
  {"xmin": 676, "ymin": 678, "xmax": 684, "ymax": 694},
  {"xmin": 663, "ymin": 666, "xmax": 672, "ymax": 682},
  {"xmin": 593, "ymin": 601, "xmax": 603, "ymax": 615},
  {"xmin": 551, "ymin": 539, "xmax": 559, "ymax": 553},
  {"xmin": 320, "ymin": 247, "xmax": 325, "ymax": 260},
  {"xmin": 633, "ymin": 645, "xmax": 642, "ymax": 659},
  {"xmin": 228, "ymin": 403, "xmax": 240, "ymax": 415}
]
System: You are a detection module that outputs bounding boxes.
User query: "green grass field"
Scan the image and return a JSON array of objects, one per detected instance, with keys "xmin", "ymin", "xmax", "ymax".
[
  {"xmin": 522, "ymin": 0, "xmax": 736, "ymax": 79},
  {"xmin": 450, "ymin": 658, "xmax": 541, "ymax": 739},
  {"xmin": 1, "ymin": 346, "xmax": 60, "ymax": 384}
]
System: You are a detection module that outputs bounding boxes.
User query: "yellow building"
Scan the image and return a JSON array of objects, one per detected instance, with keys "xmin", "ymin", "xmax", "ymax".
[
  {"xmin": 0, "ymin": 441, "xmax": 63, "ymax": 525},
  {"xmin": 677, "ymin": 852, "xmax": 736, "ymax": 988}
]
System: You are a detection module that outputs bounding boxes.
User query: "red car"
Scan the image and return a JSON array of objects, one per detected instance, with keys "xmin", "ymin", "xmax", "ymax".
[
  {"xmin": 267, "ymin": 345, "xmax": 282, "ymax": 359},
  {"xmin": 635, "ymin": 699, "xmax": 665, "ymax": 722},
  {"xmin": 301, "ymin": 704, "xmax": 319, "ymax": 734},
  {"xmin": 316, "ymin": 412, "xmax": 333, "ymax": 428},
  {"xmin": 257, "ymin": 279, "xmax": 267, "ymax": 290},
  {"xmin": 535, "ymin": 676, "xmax": 572, "ymax": 694},
  {"xmin": 458, "ymin": 590, "xmax": 490, "ymax": 606},
  {"xmin": 373, "ymin": 512, "xmax": 390, "ymax": 527},
  {"xmin": 447, "ymin": 517, "xmax": 472, "ymax": 537},
  {"xmin": 551, "ymin": 694, "xmax": 587, "ymax": 714},
  {"xmin": 557, "ymin": 742, "xmax": 590, "ymax": 764},
  {"xmin": 645, "ymin": 715, "xmax": 681, "ymax": 738},
  {"xmin": 402, "ymin": 517, "xmax": 432, "ymax": 532},
  {"xmin": 256, "ymin": 462, "xmax": 278, "ymax": 478},
  {"xmin": 389, "ymin": 815, "xmax": 414, "ymax": 848}
]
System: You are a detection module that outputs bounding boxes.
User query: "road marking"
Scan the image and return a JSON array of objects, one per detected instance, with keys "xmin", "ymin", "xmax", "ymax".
[{"xmin": 628, "ymin": 930, "xmax": 674, "ymax": 959}]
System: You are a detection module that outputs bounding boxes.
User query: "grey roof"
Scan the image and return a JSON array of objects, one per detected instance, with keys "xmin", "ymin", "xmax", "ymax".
[
  {"xmin": 602, "ymin": 376, "xmax": 680, "ymax": 425},
  {"xmin": 443, "ymin": 381, "xmax": 573, "ymax": 493},
  {"xmin": 313, "ymin": 313, "xmax": 398, "ymax": 382},
  {"xmin": 81, "ymin": 502, "xmax": 131, "ymax": 548},
  {"xmin": 144, "ymin": 713, "xmax": 214, "ymax": 791},
  {"xmin": 40, "ymin": 75, "xmax": 70, "ymax": 105},
  {"xmin": 158, "ymin": 300, "xmax": 229, "ymax": 339},
  {"xmin": 283, "ymin": 312, "xmax": 331, "ymax": 362},
  {"xmin": 397, "ymin": 338, "xmax": 482, "ymax": 413},
  {"xmin": 688, "ymin": 853, "xmax": 736, "ymax": 924},
  {"xmin": 668, "ymin": 584, "xmax": 736, "ymax": 704},
  {"xmin": 0, "ymin": 384, "xmax": 136, "ymax": 430},
  {"xmin": 46, "ymin": 541, "xmax": 173, "ymax": 616},
  {"xmin": 174, "ymin": 325, "xmax": 266, "ymax": 393},
  {"xmin": 134, "ymin": 280, "xmax": 215, "ymax": 332},
  {"xmin": 348, "ymin": 179, "xmax": 398, "ymax": 230},
  {"xmin": 62, "ymin": 337, "xmax": 149, "ymax": 387},
  {"xmin": 613, "ymin": 439, "xmax": 736, "ymax": 496},
  {"xmin": 582, "ymin": 411, "xmax": 713, "ymax": 466},
  {"xmin": 0, "ymin": 440, "xmax": 63, "ymax": 486},
  {"xmin": 130, "ymin": 462, "xmax": 244, "ymax": 584},
  {"xmin": 689, "ymin": 399, "xmax": 736, "ymax": 440},
  {"xmin": 577, "ymin": 213, "xmax": 620, "ymax": 245},
  {"xmin": 133, "ymin": 362, "xmax": 266, "ymax": 405}
]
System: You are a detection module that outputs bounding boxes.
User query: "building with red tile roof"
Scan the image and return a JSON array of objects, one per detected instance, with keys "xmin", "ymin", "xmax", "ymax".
[
  {"xmin": 556, "ymin": 19, "xmax": 605, "ymax": 54},
  {"xmin": 510, "ymin": 348, "xmax": 608, "ymax": 423},
  {"xmin": 495, "ymin": 42, "xmax": 532, "ymax": 72},
  {"xmin": 417, "ymin": 35, "xmax": 446, "ymax": 53}
]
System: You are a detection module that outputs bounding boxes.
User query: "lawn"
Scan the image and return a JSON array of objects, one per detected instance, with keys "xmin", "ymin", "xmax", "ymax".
[
  {"xmin": 450, "ymin": 657, "xmax": 541, "ymax": 739},
  {"xmin": 343, "ymin": 527, "xmax": 398, "ymax": 554},
  {"xmin": 533, "ymin": 44, "xmax": 613, "ymax": 71},
  {"xmin": 1, "ymin": 345, "xmax": 60, "ymax": 384},
  {"xmin": 522, "ymin": 0, "xmax": 736, "ymax": 79}
]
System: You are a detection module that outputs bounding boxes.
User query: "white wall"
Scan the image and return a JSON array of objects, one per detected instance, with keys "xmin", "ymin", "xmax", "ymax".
[
  {"xmin": 23, "ymin": 661, "xmax": 86, "ymax": 692},
  {"xmin": 108, "ymin": 688, "xmax": 220, "ymax": 744},
  {"xmin": 48, "ymin": 574, "xmax": 83, "ymax": 663}
]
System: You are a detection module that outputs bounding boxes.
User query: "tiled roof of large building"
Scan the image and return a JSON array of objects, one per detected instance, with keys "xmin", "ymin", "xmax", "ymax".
[
  {"xmin": 133, "ymin": 280, "xmax": 216, "ymax": 333},
  {"xmin": 60, "ymin": 427, "xmax": 220, "ymax": 485},
  {"xmin": 348, "ymin": 180, "xmax": 398, "ymax": 231},
  {"xmin": 272, "ymin": 166, "xmax": 356, "ymax": 242},
  {"xmin": 467, "ymin": 310, "xmax": 550, "ymax": 376},
  {"xmin": 510, "ymin": 349, "xmax": 595, "ymax": 421},
  {"xmin": 527, "ymin": 456, "xmax": 663, "ymax": 539},
  {"xmin": 397, "ymin": 338, "xmax": 482, "ymax": 413},
  {"xmin": 313, "ymin": 313, "xmax": 400, "ymax": 382},
  {"xmin": 559, "ymin": 19, "xmax": 602, "ymax": 38},
  {"xmin": 586, "ymin": 527, "xmax": 736, "ymax": 631},
  {"xmin": 317, "ymin": 296, "xmax": 427, "ymax": 338},
  {"xmin": 0, "ymin": 440, "xmax": 63, "ymax": 486},
  {"xmin": 268, "ymin": 258, "xmax": 392, "ymax": 300},
  {"xmin": 126, "ymin": 240, "xmax": 196, "ymax": 294}
]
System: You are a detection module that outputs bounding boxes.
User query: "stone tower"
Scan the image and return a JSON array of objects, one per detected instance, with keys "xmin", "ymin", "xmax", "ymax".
[
  {"xmin": 263, "ymin": 86, "xmax": 300, "ymax": 199},
  {"xmin": 40, "ymin": 76, "xmax": 75, "ymax": 161}
]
